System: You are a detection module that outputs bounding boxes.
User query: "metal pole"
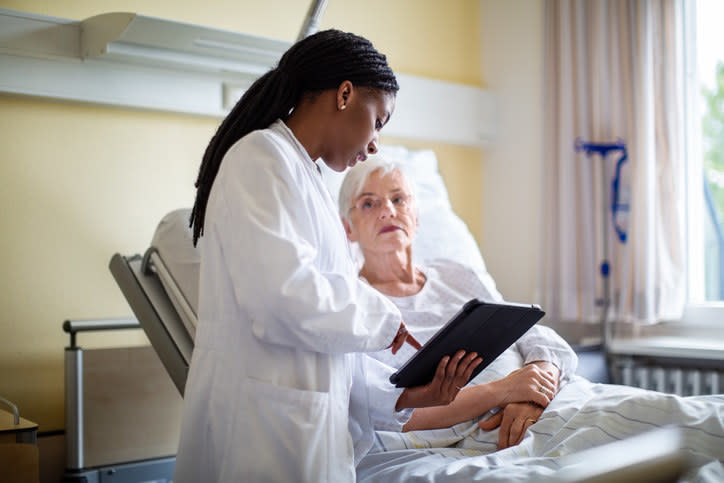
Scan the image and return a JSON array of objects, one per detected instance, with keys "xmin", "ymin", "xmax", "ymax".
[
  {"xmin": 65, "ymin": 346, "xmax": 84, "ymax": 470},
  {"xmin": 297, "ymin": 0, "xmax": 329, "ymax": 41},
  {"xmin": 600, "ymin": 156, "xmax": 612, "ymax": 349},
  {"xmin": 62, "ymin": 317, "xmax": 140, "ymax": 471}
]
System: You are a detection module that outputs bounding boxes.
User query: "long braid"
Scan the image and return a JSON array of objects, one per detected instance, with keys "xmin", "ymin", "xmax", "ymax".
[{"xmin": 190, "ymin": 29, "xmax": 399, "ymax": 245}]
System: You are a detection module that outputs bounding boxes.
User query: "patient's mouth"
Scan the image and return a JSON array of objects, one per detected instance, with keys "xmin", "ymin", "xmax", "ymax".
[{"xmin": 379, "ymin": 225, "xmax": 400, "ymax": 234}]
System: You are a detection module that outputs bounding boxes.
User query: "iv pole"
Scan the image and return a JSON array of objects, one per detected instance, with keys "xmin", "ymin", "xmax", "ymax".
[{"xmin": 574, "ymin": 138, "xmax": 629, "ymax": 352}]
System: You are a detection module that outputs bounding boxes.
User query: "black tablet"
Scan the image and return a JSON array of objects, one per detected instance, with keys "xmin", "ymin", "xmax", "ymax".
[{"xmin": 389, "ymin": 299, "xmax": 545, "ymax": 388}]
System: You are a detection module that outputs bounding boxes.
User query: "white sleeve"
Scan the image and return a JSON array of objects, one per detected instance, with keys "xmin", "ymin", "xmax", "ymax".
[
  {"xmin": 361, "ymin": 355, "xmax": 413, "ymax": 431},
  {"xmin": 516, "ymin": 325, "xmax": 579, "ymax": 381},
  {"xmin": 348, "ymin": 354, "xmax": 412, "ymax": 465},
  {"xmin": 211, "ymin": 134, "xmax": 400, "ymax": 354}
]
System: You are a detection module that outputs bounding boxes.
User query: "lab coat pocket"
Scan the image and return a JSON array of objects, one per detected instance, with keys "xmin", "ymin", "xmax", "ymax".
[{"xmin": 244, "ymin": 377, "xmax": 331, "ymax": 482}]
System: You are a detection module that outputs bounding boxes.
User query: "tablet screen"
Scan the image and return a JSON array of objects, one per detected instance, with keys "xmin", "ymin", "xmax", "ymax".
[{"xmin": 389, "ymin": 299, "xmax": 545, "ymax": 388}]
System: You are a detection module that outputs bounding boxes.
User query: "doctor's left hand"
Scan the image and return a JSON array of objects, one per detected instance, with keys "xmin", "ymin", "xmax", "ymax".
[{"xmin": 395, "ymin": 350, "xmax": 482, "ymax": 411}]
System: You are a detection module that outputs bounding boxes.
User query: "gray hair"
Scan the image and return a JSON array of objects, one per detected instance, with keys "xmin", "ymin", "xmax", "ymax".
[{"xmin": 338, "ymin": 155, "xmax": 416, "ymax": 220}]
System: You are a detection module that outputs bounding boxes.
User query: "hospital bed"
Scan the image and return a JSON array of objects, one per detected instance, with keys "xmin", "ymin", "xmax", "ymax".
[{"xmin": 110, "ymin": 146, "xmax": 723, "ymax": 482}]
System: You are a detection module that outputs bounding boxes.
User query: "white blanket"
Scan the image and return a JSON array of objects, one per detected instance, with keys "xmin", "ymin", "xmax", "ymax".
[{"xmin": 359, "ymin": 376, "xmax": 724, "ymax": 482}]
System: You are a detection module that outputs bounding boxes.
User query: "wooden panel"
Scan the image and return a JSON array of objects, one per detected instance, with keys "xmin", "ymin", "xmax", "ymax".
[
  {"xmin": 82, "ymin": 346, "xmax": 182, "ymax": 467},
  {"xmin": 0, "ymin": 443, "xmax": 39, "ymax": 483}
]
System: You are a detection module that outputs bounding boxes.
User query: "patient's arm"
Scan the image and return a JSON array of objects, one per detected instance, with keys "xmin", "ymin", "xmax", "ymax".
[
  {"xmin": 516, "ymin": 326, "xmax": 577, "ymax": 382},
  {"xmin": 476, "ymin": 361, "xmax": 560, "ymax": 449},
  {"xmin": 402, "ymin": 363, "xmax": 556, "ymax": 431}
]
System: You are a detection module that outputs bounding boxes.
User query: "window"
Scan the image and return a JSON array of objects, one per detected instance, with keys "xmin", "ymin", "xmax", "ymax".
[{"xmin": 685, "ymin": 0, "xmax": 724, "ymax": 308}]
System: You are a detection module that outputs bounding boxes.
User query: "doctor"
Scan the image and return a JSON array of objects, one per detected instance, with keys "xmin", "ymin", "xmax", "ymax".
[{"xmin": 174, "ymin": 29, "xmax": 481, "ymax": 482}]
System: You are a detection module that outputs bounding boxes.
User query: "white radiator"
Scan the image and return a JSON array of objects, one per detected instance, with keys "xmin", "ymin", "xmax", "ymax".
[{"xmin": 612, "ymin": 356, "xmax": 722, "ymax": 396}]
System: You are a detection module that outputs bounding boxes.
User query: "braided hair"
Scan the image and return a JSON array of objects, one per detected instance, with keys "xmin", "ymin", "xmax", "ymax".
[{"xmin": 190, "ymin": 29, "xmax": 399, "ymax": 245}]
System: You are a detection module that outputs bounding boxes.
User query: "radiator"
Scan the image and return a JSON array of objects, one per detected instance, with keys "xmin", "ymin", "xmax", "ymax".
[{"xmin": 611, "ymin": 355, "xmax": 723, "ymax": 396}]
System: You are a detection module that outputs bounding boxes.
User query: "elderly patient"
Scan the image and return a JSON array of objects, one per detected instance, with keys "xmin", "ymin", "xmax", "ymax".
[{"xmin": 338, "ymin": 157, "xmax": 578, "ymax": 449}]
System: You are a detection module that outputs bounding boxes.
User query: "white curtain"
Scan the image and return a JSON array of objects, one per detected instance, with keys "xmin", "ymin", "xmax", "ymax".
[{"xmin": 541, "ymin": 0, "xmax": 686, "ymax": 325}]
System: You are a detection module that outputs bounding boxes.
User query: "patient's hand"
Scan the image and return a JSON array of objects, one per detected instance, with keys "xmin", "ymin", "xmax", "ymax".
[
  {"xmin": 395, "ymin": 350, "xmax": 482, "ymax": 411},
  {"xmin": 478, "ymin": 402, "xmax": 544, "ymax": 449},
  {"xmin": 489, "ymin": 364, "xmax": 557, "ymax": 408},
  {"xmin": 529, "ymin": 360, "xmax": 561, "ymax": 393}
]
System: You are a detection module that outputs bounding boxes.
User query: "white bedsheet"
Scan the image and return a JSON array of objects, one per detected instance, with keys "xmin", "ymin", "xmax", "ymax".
[{"xmin": 359, "ymin": 376, "xmax": 724, "ymax": 482}]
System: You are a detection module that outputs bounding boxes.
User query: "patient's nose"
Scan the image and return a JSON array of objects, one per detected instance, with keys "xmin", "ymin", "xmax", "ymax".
[{"xmin": 378, "ymin": 198, "xmax": 396, "ymax": 217}]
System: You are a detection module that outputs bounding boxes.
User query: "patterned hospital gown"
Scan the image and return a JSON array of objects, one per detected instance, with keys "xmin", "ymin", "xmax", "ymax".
[{"xmin": 366, "ymin": 258, "xmax": 578, "ymax": 382}]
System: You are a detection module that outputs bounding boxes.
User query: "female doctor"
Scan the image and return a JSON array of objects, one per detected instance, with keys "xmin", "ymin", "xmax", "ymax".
[{"xmin": 174, "ymin": 29, "xmax": 481, "ymax": 482}]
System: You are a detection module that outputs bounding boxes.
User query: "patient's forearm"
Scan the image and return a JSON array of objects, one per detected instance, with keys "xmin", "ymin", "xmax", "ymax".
[
  {"xmin": 402, "ymin": 363, "xmax": 558, "ymax": 432},
  {"xmin": 402, "ymin": 384, "xmax": 501, "ymax": 431}
]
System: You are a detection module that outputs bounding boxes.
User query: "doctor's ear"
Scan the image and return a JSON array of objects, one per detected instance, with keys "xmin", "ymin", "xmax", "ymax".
[
  {"xmin": 336, "ymin": 80, "xmax": 353, "ymax": 111},
  {"xmin": 342, "ymin": 217, "xmax": 357, "ymax": 242}
]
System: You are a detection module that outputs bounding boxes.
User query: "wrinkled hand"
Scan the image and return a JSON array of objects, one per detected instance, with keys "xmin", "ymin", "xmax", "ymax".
[
  {"xmin": 396, "ymin": 351, "xmax": 482, "ymax": 410},
  {"xmin": 478, "ymin": 402, "xmax": 544, "ymax": 449},
  {"xmin": 492, "ymin": 364, "xmax": 558, "ymax": 408},
  {"xmin": 388, "ymin": 322, "xmax": 422, "ymax": 355}
]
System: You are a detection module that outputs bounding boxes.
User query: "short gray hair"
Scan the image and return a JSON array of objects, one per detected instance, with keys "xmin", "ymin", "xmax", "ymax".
[{"xmin": 338, "ymin": 156, "xmax": 415, "ymax": 220}]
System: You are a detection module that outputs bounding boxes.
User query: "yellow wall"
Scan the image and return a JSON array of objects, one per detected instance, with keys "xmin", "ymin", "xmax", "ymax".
[{"xmin": 0, "ymin": 0, "xmax": 483, "ymax": 431}]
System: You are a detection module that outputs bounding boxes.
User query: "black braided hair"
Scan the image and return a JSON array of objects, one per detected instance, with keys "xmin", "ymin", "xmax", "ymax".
[{"xmin": 190, "ymin": 29, "xmax": 399, "ymax": 245}]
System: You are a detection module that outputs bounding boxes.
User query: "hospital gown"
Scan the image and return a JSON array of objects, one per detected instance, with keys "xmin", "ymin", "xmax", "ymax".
[{"xmin": 367, "ymin": 258, "xmax": 579, "ymax": 383}]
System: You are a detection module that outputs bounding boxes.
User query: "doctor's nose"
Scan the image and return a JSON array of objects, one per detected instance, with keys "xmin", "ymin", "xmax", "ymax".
[{"xmin": 367, "ymin": 136, "xmax": 379, "ymax": 155}]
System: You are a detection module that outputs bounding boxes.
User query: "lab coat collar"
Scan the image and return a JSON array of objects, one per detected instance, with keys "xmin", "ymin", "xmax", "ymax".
[{"xmin": 271, "ymin": 119, "xmax": 322, "ymax": 177}]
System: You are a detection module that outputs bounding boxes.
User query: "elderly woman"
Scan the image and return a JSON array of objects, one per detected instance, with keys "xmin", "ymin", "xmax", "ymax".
[{"xmin": 338, "ymin": 156, "xmax": 579, "ymax": 449}]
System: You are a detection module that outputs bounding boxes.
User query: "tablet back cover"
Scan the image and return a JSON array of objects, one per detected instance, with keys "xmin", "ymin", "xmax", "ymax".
[{"xmin": 389, "ymin": 299, "xmax": 545, "ymax": 388}]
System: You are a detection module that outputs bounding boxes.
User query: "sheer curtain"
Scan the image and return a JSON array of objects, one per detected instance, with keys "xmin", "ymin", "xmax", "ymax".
[{"xmin": 541, "ymin": 0, "xmax": 686, "ymax": 326}]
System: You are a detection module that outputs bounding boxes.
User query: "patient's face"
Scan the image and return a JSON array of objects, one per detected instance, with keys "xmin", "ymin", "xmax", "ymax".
[{"xmin": 344, "ymin": 169, "xmax": 418, "ymax": 255}]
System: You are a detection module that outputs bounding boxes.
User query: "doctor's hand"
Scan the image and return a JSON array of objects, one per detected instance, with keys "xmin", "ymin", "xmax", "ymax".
[
  {"xmin": 478, "ymin": 402, "xmax": 544, "ymax": 449},
  {"xmin": 388, "ymin": 322, "xmax": 422, "ymax": 355},
  {"xmin": 395, "ymin": 350, "xmax": 482, "ymax": 411}
]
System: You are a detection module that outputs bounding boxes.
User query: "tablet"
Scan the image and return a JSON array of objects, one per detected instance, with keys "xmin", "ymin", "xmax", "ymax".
[{"xmin": 389, "ymin": 299, "xmax": 545, "ymax": 388}]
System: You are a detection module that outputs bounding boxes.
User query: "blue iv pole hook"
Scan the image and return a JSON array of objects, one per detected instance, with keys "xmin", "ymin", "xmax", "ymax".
[{"xmin": 574, "ymin": 138, "xmax": 629, "ymax": 245}]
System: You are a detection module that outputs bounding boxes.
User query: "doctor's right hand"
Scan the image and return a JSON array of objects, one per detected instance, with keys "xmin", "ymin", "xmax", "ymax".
[
  {"xmin": 388, "ymin": 322, "xmax": 422, "ymax": 355},
  {"xmin": 395, "ymin": 350, "xmax": 482, "ymax": 411}
]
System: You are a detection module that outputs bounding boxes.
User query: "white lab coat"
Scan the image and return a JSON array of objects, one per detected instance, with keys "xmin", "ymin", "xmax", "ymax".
[{"xmin": 173, "ymin": 121, "xmax": 405, "ymax": 482}]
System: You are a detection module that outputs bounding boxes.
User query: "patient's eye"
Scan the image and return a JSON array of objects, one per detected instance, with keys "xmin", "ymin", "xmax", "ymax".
[
  {"xmin": 393, "ymin": 194, "xmax": 410, "ymax": 208},
  {"xmin": 358, "ymin": 197, "xmax": 377, "ymax": 210},
  {"xmin": 375, "ymin": 119, "xmax": 383, "ymax": 130}
]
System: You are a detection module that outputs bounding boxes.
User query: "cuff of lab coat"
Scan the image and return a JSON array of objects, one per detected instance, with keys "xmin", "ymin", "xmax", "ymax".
[{"xmin": 372, "ymin": 386, "xmax": 413, "ymax": 432}]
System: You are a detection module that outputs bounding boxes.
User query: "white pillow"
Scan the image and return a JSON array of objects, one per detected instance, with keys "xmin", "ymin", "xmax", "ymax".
[{"xmin": 319, "ymin": 145, "xmax": 487, "ymax": 273}]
